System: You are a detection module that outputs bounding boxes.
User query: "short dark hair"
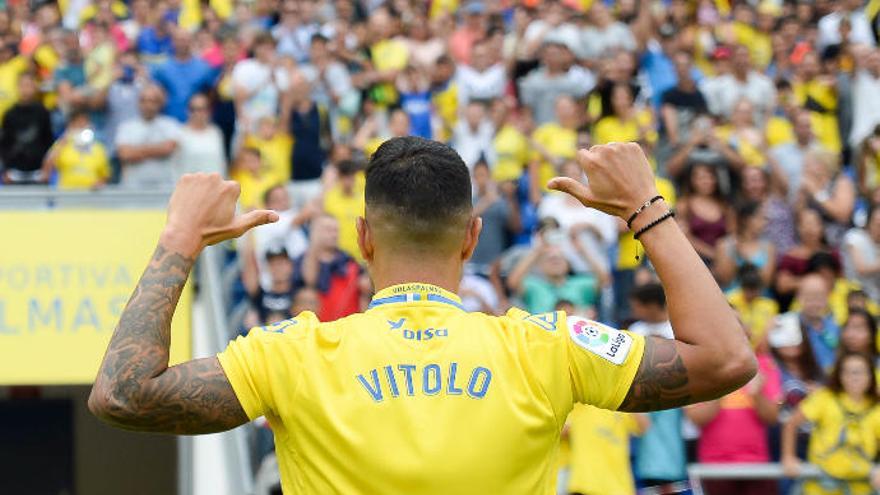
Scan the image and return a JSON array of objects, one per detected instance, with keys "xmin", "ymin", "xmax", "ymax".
[
  {"xmin": 337, "ymin": 160, "xmax": 362, "ymax": 177},
  {"xmin": 735, "ymin": 200, "xmax": 761, "ymax": 234},
  {"xmin": 262, "ymin": 184, "xmax": 286, "ymax": 206},
  {"xmin": 311, "ymin": 33, "xmax": 330, "ymax": 46},
  {"xmin": 738, "ymin": 263, "xmax": 764, "ymax": 291},
  {"xmin": 253, "ymin": 31, "xmax": 276, "ymax": 47},
  {"xmin": 807, "ymin": 251, "xmax": 840, "ymax": 275},
  {"xmin": 365, "ymin": 137, "xmax": 472, "ymax": 248},
  {"xmin": 630, "ymin": 282, "xmax": 666, "ymax": 309}
]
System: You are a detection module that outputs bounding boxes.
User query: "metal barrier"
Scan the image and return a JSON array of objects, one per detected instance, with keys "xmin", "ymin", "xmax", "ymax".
[
  {"xmin": 0, "ymin": 185, "xmax": 172, "ymax": 209},
  {"xmin": 688, "ymin": 463, "xmax": 845, "ymax": 495}
]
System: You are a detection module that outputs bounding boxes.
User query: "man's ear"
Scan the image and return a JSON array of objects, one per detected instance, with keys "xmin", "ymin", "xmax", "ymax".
[
  {"xmin": 461, "ymin": 216, "xmax": 482, "ymax": 261},
  {"xmin": 356, "ymin": 216, "xmax": 374, "ymax": 263}
]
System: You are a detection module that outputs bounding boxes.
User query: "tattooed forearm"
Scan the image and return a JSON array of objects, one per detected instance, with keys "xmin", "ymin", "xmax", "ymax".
[
  {"xmin": 89, "ymin": 244, "xmax": 248, "ymax": 434},
  {"xmin": 618, "ymin": 337, "xmax": 691, "ymax": 412}
]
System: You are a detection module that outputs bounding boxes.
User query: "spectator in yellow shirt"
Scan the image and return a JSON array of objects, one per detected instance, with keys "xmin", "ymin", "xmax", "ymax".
[
  {"xmin": 714, "ymin": 98, "xmax": 768, "ymax": 168},
  {"xmin": 783, "ymin": 352, "xmax": 880, "ymax": 495},
  {"xmin": 244, "ymin": 115, "xmax": 293, "ymax": 184},
  {"xmin": 323, "ymin": 160, "xmax": 365, "ymax": 263},
  {"xmin": 528, "ymin": 95, "xmax": 579, "ymax": 205},
  {"xmin": 231, "ymin": 147, "xmax": 276, "ymax": 211},
  {"xmin": 489, "ymin": 98, "xmax": 529, "ymax": 183},
  {"xmin": 566, "ymin": 404, "xmax": 649, "ymax": 495},
  {"xmin": 366, "ymin": 8, "xmax": 409, "ymax": 107},
  {"xmin": 0, "ymin": 42, "xmax": 30, "ymax": 120},
  {"xmin": 41, "ymin": 108, "xmax": 110, "ymax": 189},
  {"xmin": 728, "ymin": 264, "xmax": 780, "ymax": 350},
  {"xmin": 794, "ymin": 51, "xmax": 841, "ymax": 154},
  {"xmin": 593, "ymin": 83, "xmax": 657, "ymax": 151}
]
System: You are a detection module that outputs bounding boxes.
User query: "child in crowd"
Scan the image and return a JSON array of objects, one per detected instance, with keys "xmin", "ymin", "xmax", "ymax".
[
  {"xmin": 783, "ymin": 352, "xmax": 880, "ymax": 495},
  {"xmin": 231, "ymin": 146, "xmax": 275, "ymax": 210},
  {"xmin": 243, "ymin": 115, "xmax": 293, "ymax": 184}
]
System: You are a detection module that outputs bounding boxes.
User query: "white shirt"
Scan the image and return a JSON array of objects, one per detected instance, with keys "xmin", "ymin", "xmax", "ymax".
[
  {"xmin": 232, "ymin": 59, "xmax": 291, "ymax": 128},
  {"xmin": 451, "ymin": 119, "xmax": 495, "ymax": 169},
  {"xmin": 850, "ymin": 69, "xmax": 880, "ymax": 147},
  {"xmin": 578, "ymin": 23, "xmax": 636, "ymax": 60},
  {"xmin": 537, "ymin": 192, "xmax": 617, "ymax": 274},
  {"xmin": 459, "ymin": 273, "xmax": 501, "ymax": 314},
  {"xmin": 629, "ymin": 320, "xmax": 675, "ymax": 340},
  {"xmin": 116, "ymin": 115, "xmax": 181, "ymax": 189},
  {"xmin": 250, "ymin": 209, "xmax": 309, "ymax": 291},
  {"xmin": 843, "ymin": 228, "xmax": 880, "ymax": 301},
  {"xmin": 175, "ymin": 124, "xmax": 227, "ymax": 180},
  {"xmin": 701, "ymin": 71, "xmax": 776, "ymax": 123},
  {"xmin": 456, "ymin": 64, "xmax": 507, "ymax": 104},
  {"xmin": 817, "ymin": 10, "xmax": 876, "ymax": 52}
]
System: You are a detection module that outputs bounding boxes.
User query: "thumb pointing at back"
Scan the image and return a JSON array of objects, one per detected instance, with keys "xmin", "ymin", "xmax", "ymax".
[
  {"xmin": 232, "ymin": 209, "xmax": 280, "ymax": 237},
  {"xmin": 547, "ymin": 177, "xmax": 598, "ymax": 208}
]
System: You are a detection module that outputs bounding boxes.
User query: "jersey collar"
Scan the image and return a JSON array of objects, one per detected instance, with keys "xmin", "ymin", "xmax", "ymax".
[{"xmin": 368, "ymin": 283, "xmax": 465, "ymax": 311}]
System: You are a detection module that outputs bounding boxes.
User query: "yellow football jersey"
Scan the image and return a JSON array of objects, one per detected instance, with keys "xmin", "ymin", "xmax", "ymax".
[
  {"xmin": 218, "ymin": 283, "xmax": 645, "ymax": 494},
  {"xmin": 566, "ymin": 404, "xmax": 641, "ymax": 495}
]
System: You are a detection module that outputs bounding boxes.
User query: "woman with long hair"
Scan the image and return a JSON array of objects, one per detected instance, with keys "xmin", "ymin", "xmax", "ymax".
[
  {"xmin": 740, "ymin": 166, "xmax": 797, "ymax": 254},
  {"xmin": 774, "ymin": 208, "xmax": 837, "ymax": 311},
  {"xmin": 677, "ymin": 162, "xmax": 732, "ymax": 266},
  {"xmin": 714, "ymin": 201, "xmax": 777, "ymax": 289},
  {"xmin": 838, "ymin": 309, "xmax": 879, "ymax": 369}
]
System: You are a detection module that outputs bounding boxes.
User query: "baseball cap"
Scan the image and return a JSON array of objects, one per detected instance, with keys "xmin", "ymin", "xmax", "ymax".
[
  {"xmin": 768, "ymin": 313, "xmax": 803, "ymax": 348},
  {"xmin": 712, "ymin": 46, "xmax": 733, "ymax": 61}
]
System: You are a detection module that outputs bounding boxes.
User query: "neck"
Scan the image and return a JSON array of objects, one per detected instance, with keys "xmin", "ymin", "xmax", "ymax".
[
  {"xmin": 803, "ymin": 239, "xmax": 821, "ymax": 250},
  {"xmin": 804, "ymin": 313, "xmax": 825, "ymax": 327},
  {"xmin": 845, "ymin": 390, "xmax": 866, "ymax": 403},
  {"xmin": 271, "ymin": 279, "xmax": 289, "ymax": 292},
  {"xmin": 369, "ymin": 253, "xmax": 463, "ymax": 295}
]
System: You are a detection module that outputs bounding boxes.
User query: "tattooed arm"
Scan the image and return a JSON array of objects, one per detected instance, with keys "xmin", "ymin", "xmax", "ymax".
[
  {"xmin": 88, "ymin": 174, "xmax": 278, "ymax": 434},
  {"xmin": 549, "ymin": 144, "xmax": 756, "ymax": 413}
]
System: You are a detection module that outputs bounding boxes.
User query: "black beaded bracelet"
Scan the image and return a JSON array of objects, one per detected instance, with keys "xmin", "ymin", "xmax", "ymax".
[
  {"xmin": 633, "ymin": 210, "xmax": 676, "ymax": 241},
  {"xmin": 626, "ymin": 195, "xmax": 664, "ymax": 230}
]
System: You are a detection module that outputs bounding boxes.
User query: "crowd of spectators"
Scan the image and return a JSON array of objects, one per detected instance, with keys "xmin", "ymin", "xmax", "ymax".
[{"xmin": 3, "ymin": 0, "xmax": 880, "ymax": 493}]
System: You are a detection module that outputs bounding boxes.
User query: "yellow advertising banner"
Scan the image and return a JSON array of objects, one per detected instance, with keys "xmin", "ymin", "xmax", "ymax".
[{"xmin": 0, "ymin": 210, "xmax": 192, "ymax": 385}]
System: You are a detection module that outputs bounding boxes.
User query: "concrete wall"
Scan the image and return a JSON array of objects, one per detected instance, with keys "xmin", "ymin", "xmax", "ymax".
[{"xmin": 3, "ymin": 386, "xmax": 178, "ymax": 495}]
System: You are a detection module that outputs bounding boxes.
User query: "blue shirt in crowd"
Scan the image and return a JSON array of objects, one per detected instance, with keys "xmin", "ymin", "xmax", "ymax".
[
  {"xmin": 635, "ymin": 408, "xmax": 688, "ymax": 483},
  {"xmin": 802, "ymin": 314, "xmax": 840, "ymax": 371},
  {"xmin": 151, "ymin": 57, "xmax": 217, "ymax": 121},
  {"xmin": 400, "ymin": 91, "xmax": 433, "ymax": 139}
]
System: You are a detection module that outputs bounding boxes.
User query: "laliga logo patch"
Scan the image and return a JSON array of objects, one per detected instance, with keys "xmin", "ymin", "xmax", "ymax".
[{"xmin": 568, "ymin": 316, "xmax": 632, "ymax": 366}]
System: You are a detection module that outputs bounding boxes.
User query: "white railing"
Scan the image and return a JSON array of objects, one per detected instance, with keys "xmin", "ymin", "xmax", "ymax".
[
  {"xmin": 198, "ymin": 244, "xmax": 255, "ymax": 495},
  {"xmin": 687, "ymin": 463, "xmax": 866, "ymax": 495},
  {"xmin": 0, "ymin": 185, "xmax": 172, "ymax": 209}
]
